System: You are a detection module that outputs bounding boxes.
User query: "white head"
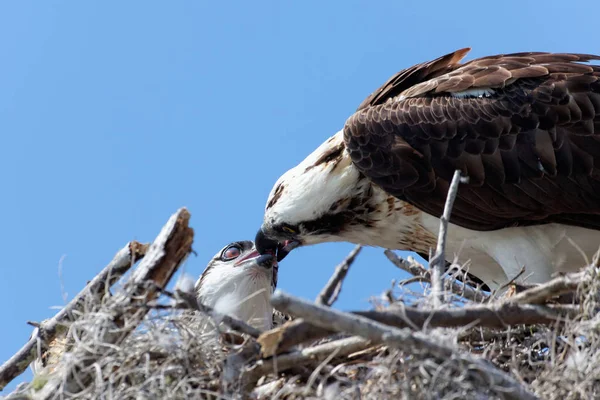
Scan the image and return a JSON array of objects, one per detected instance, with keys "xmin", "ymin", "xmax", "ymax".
[
  {"xmin": 255, "ymin": 130, "xmax": 380, "ymax": 258},
  {"xmin": 195, "ymin": 240, "xmax": 277, "ymax": 331}
]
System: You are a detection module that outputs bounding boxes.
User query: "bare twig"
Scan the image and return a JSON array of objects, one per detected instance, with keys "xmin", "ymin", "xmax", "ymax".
[
  {"xmin": 258, "ymin": 302, "xmax": 577, "ymax": 357},
  {"xmin": 430, "ymin": 170, "xmax": 465, "ymax": 307},
  {"xmin": 385, "ymin": 250, "xmax": 488, "ymax": 303},
  {"xmin": 271, "ymin": 290, "xmax": 539, "ymax": 400},
  {"xmin": 385, "ymin": 250, "xmax": 429, "ymax": 277},
  {"xmin": 315, "ymin": 245, "xmax": 362, "ymax": 306},
  {"xmin": 506, "ymin": 271, "xmax": 586, "ymax": 305},
  {"xmin": 35, "ymin": 208, "xmax": 194, "ymax": 399},
  {"xmin": 0, "ymin": 241, "xmax": 148, "ymax": 390}
]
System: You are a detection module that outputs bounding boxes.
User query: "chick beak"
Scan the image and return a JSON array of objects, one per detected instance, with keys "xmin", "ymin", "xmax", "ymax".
[{"xmin": 234, "ymin": 250, "xmax": 276, "ymax": 269}]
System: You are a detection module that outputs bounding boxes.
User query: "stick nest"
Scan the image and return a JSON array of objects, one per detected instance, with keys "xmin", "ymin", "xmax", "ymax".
[{"xmin": 3, "ymin": 261, "xmax": 598, "ymax": 400}]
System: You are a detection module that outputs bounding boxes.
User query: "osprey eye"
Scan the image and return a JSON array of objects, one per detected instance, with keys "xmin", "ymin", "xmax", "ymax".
[
  {"xmin": 221, "ymin": 245, "xmax": 242, "ymax": 261},
  {"xmin": 282, "ymin": 226, "xmax": 297, "ymax": 235}
]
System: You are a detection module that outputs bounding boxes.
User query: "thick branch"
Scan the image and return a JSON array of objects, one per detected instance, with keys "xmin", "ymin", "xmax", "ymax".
[
  {"xmin": 315, "ymin": 245, "xmax": 362, "ymax": 306},
  {"xmin": 36, "ymin": 208, "xmax": 194, "ymax": 399},
  {"xmin": 0, "ymin": 241, "xmax": 148, "ymax": 391},
  {"xmin": 506, "ymin": 271, "xmax": 585, "ymax": 305},
  {"xmin": 385, "ymin": 250, "xmax": 488, "ymax": 303},
  {"xmin": 271, "ymin": 290, "xmax": 539, "ymax": 400},
  {"xmin": 258, "ymin": 301, "xmax": 576, "ymax": 357}
]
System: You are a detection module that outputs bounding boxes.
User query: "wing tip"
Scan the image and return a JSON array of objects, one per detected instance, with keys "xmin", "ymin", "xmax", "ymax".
[{"xmin": 450, "ymin": 47, "xmax": 472, "ymax": 65}]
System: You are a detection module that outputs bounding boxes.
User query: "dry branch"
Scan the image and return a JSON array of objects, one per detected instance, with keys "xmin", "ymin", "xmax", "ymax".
[
  {"xmin": 315, "ymin": 245, "xmax": 362, "ymax": 306},
  {"xmin": 430, "ymin": 169, "xmax": 466, "ymax": 307},
  {"xmin": 34, "ymin": 208, "xmax": 194, "ymax": 399},
  {"xmin": 258, "ymin": 301, "xmax": 577, "ymax": 357},
  {"xmin": 385, "ymin": 250, "xmax": 488, "ymax": 303},
  {"xmin": 506, "ymin": 271, "xmax": 586, "ymax": 305},
  {"xmin": 0, "ymin": 241, "xmax": 149, "ymax": 391},
  {"xmin": 272, "ymin": 290, "xmax": 540, "ymax": 400}
]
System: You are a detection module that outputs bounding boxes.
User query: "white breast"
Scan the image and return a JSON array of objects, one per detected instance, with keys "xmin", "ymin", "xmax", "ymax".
[
  {"xmin": 197, "ymin": 269, "xmax": 274, "ymax": 331},
  {"xmin": 419, "ymin": 214, "xmax": 600, "ymax": 290},
  {"xmin": 212, "ymin": 281, "xmax": 273, "ymax": 331}
]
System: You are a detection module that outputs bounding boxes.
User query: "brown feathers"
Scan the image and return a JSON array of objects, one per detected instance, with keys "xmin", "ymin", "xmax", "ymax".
[{"xmin": 344, "ymin": 48, "xmax": 600, "ymax": 231}]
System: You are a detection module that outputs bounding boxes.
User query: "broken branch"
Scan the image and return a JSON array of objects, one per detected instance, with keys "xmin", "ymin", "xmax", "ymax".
[
  {"xmin": 258, "ymin": 301, "xmax": 577, "ymax": 357},
  {"xmin": 271, "ymin": 290, "xmax": 539, "ymax": 400},
  {"xmin": 35, "ymin": 208, "xmax": 194, "ymax": 399},
  {"xmin": 0, "ymin": 241, "xmax": 148, "ymax": 391},
  {"xmin": 506, "ymin": 271, "xmax": 586, "ymax": 305},
  {"xmin": 315, "ymin": 245, "xmax": 362, "ymax": 306}
]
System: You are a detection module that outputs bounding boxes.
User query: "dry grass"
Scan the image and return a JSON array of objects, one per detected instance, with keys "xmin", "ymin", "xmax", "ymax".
[{"xmin": 3, "ymin": 259, "xmax": 599, "ymax": 400}]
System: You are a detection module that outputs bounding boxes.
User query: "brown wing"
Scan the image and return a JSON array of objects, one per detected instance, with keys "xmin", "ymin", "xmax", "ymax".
[{"xmin": 344, "ymin": 48, "xmax": 600, "ymax": 231}]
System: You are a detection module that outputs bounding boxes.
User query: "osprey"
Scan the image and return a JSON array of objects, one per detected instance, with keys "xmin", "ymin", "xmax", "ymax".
[
  {"xmin": 196, "ymin": 240, "xmax": 290, "ymax": 330},
  {"xmin": 255, "ymin": 48, "xmax": 600, "ymax": 290}
]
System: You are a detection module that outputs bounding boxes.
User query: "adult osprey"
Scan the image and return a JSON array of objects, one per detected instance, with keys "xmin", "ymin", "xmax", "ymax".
[{"xmin": 255, "ymin": 48, "xmax": 600, "ymax": 290}]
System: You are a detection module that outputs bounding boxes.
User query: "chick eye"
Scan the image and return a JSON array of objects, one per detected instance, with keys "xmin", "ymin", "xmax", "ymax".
[{"xmin": 221, "ymin": 245, "xmax": 242, "ymax": 261}]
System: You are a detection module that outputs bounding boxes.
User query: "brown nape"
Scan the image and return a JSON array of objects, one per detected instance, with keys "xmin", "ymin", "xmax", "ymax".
[
  {"xmin": 304, "ymin": 141, "xmax": 345, "ymax": 172},
  {"xmin": 343, "ymin": 49, "xmax": 600, "ymax": 232},
  {"xmin": 266, "ymin": 182, "xmax": 285, "ymax": 210}
]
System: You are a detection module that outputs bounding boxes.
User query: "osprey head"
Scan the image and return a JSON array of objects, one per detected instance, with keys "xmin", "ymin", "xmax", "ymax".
[{"xmin": 256, "ymin": 130, "xmax": 374, "ymax": 259}]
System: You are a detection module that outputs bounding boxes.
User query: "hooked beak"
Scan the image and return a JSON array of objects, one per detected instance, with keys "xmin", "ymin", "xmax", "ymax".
[{"xmin": 255, "ymin": 228, "xmax": 301, "ymax": 262}]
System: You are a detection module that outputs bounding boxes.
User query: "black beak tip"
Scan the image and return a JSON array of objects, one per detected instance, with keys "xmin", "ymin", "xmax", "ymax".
[
  {"xmin": 276, "ymin": 244, "xmax": 290, "ymax": 262},
  {"xmin": 255, "ymin": 227, "xmax": 301, "ymax": 262},
  {"xmin": 256, "ymin": 254, "xmax": 275, "ymax": 268},
  {"xmin": 276, "ymin": 240, "xmax": 300, "ymax": 262},
  {"xmin": 255, "ymin": 228, "xmax": 278, "ymax": 255}
]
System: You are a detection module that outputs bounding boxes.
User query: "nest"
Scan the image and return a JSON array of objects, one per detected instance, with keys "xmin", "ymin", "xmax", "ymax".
[{"xmin": 2, "ymin": 208, "xmax": 600, "ymax": 400}]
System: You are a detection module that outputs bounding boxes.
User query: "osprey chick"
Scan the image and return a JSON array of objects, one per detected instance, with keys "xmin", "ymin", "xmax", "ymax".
[
  {"xmin": 256, "ymin": 48, "xmax": 600, "ymax": 290},
  {"xmin": 196, "ymin": 240, "xmax": 289, "ymax": 331}
]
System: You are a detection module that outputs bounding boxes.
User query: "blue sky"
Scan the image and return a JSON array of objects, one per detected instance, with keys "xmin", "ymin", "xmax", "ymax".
[{"xmin": 1, "ymin": 0, "xmax": 598, "ymax": 393}]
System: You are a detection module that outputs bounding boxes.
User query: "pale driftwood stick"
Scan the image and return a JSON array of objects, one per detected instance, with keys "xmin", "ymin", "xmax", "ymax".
[
  {"xmin": 316, "ymin": 245, "xmax": 362, "ymax": 306},
  {"xmin": 271, "ymin": 290, "xmax": 539, "ymax": 400},
  {"xmin": 258, "ymin": 301, "xmax": 577, "ymax": 357},
  {"xmin": 430, "ymin": 170, "xmax": 465, "ymax": 307},
  {"xmin": 385, "ymin": 250, "xmax": 488, "ymax": 303},
  {"xmin": 36, "ymin": 208, "xmax": 194, "ymax": 399},
  {"xmin": 0, "ymin": 241, "xmax": 148, "ymax": 391},
  {"xmin": 506, "ymin": 270, "xmax": 585, "ymax": 305}
]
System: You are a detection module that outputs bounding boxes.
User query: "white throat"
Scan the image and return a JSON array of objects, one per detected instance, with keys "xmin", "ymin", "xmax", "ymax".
[{"xmin": 196, "ymin": 266, "xmax": 273, "ymax": 331}]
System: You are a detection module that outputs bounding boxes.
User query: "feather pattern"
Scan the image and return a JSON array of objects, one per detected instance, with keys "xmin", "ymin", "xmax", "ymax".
[{"xmin": 344, "ymin": 48, "xmax": 600, "ymax": 231}]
